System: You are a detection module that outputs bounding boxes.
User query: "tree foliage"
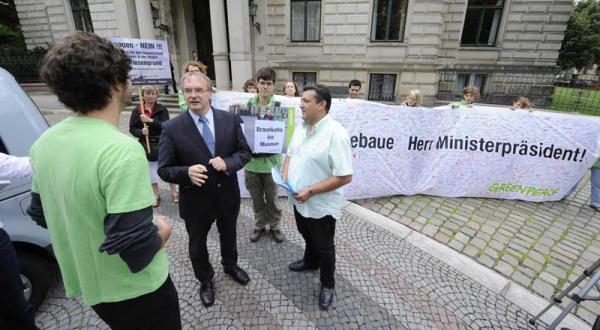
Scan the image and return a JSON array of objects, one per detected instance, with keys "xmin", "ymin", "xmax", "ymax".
[
  {"xmin": 558, "ymin": 0, "xmax": 600, "ymax": 71},
  {"xmin": 0, "ymin": 0, "xmax": 26, "ymax": 51}
]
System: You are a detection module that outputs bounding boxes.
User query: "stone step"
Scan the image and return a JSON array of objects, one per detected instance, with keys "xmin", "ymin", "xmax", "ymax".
[{"xmin": 21, "ymin": 83, "xmax": 51, "ymax": 94}]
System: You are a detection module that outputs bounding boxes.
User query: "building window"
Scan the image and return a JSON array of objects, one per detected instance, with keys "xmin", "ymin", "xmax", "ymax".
[
  {"xmin": 70, "ymin": 0, "xmax": 94, "ymax": 32},
  {"xmin": 292, "ymin": 72, "xmax": 317, "ymax": 92},
  {"xmin": 291, "ymin": 0, "xmax": 321, "ymax": 42},
  {"xmin": 368, "ymin": 74, "xmax": 397, "ymax": 102},
  {"xmin": 461, "ymin": 0, "xmax": 503, "ymax": 47},
  {"xmin": 454, "ymin": 73, "xmax": 487, "ymax": 95},
  {"xmin": 371, "ymin": 0, "xmax": 409, "ymax": 42}
]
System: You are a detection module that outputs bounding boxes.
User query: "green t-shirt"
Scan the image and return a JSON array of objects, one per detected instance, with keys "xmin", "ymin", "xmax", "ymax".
[
  {"xmin": 178, "ymin": 90, "xmax": 188, "ymax": 112},
  {"xmin": 245, "ymin": 94, "xmax": 282, "ymax": 173},
  {"xmin": 450, "ymin": 99, "xmax": 473, "ymax": 107},
  {"xmin": 30, "ymin": 116, "xmax": 169, "ymax": 306}
]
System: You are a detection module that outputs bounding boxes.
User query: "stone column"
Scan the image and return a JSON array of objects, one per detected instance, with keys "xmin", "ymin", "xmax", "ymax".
[
  {"xmin": 210, "ymin": 0, "xmax": 232, "ymax": 90},
  {"xmin": 227, "ymin": 0, "xmax": 253, "ymax": 91},
  {"xmin": 135, "ymin": 0, "xmax": 154, "ymax": 39}
]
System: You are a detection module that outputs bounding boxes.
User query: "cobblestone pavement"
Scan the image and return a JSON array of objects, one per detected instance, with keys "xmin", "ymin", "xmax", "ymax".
[
  {"xmin": 36, "ymin": 197, "xmax": 548, "ymax": 329},
  {"xmin": 37, "ymin": 107, "xmax": 594, "ymax": 327},
  {"xmin": 357, "ymin": 180, "xmax": 600, "ymax": 324}
]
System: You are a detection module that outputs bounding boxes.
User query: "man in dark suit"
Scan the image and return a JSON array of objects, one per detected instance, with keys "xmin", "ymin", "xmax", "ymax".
[{"xmin": 158, "ymin": 71, "xmax": 252, "ymax": 307}]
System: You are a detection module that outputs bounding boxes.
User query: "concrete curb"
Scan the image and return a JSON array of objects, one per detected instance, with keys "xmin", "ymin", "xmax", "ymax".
[{"xmin": 343, "ymin": 201, "xmax": 590, "ymax": 330}]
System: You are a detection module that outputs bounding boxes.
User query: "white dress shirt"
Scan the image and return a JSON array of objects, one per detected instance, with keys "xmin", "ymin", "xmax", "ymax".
[
  {"xmin": 0, "ymin": 152, "xmax": 33, "ymax": 228},
  {"xmin": 0, "ymin": 152, "xmax": 32, "ymax": 181}
]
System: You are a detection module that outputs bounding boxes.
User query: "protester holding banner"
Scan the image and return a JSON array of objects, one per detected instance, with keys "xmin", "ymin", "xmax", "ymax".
[
  {"xmin": 451, "ymin": 86, "xmax": 479, "ymax": 109},
  {"xmin": 129, "ymin": 85, "xmax": 178, "ymax": 206},
  {"xmin": 511, "ymin": 96, "xmax": 534, "ymax": 112},
  {"xmin": 243, "ymin": 79, "xmax": 258, "ymax": 93},
  {"xmin": 29, "ymin": 32, "xmax": 180, "ymax": 329},
  {"xmin": 245, "ymin": 67, "xmax": 285, "ymax": 243},
  {"xmin": 281, "ymin": 84, "xmax": 353, "ymax": 311},
  {"xmin": 348, "ymin": 79, "xmax": 361, "ymax": 99},
  {"xmin": 401, "ymin": 89, "xmax": 423, "ymax": 107},
  {"xmin": 283, "ymin": 81, "xmax": 300, "ymax": 97},
  {"xmin": 592, "ymin": 158, "xmax": 600, "ymax": 211},
  {"xmin": 178, "ymin": 61, "xmax": 208, "ymax": 112}
]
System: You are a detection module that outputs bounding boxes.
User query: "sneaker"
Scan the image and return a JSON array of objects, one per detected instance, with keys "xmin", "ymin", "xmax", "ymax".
[
  {"xmin": 250, "ymin": 228, "xmax": 264, "ymax": 242},
  {"xmin": 271, "ymin": 228, "xmax": 284, "ymax": 243}
]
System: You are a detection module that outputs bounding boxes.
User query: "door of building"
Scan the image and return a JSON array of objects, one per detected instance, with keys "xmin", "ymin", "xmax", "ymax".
[{"xmin": 192, "ymin": 1, "xmax": 216, "ymax": 80}]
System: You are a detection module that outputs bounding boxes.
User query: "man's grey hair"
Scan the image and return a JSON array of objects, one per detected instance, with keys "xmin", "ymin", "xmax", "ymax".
[{"xmin": 181, "ymin": 71, "xmax": 213, "ymax": 91}]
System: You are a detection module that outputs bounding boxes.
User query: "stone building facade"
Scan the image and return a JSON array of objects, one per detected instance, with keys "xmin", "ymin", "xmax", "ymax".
[{"xmin": 14, "ymin": 0, "xmax": 571, "ymax": 105}]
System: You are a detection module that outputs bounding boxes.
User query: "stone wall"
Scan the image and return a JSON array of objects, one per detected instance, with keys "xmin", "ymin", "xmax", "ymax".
[
  {"xmin": 87, "ymin": 0, "xmax": 118, "ymax": 38},
  {"xmin": 259, "ymin": 0, "xmax": 571, "ymax": 106},
  {"xmin": 14, "ymin": 0, "xmax": 73, "ymax": 49}
]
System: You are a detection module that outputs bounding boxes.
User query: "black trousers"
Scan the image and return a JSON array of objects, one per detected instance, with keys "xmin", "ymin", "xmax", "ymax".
[
  {"xmin": 0, "ymin": 228, "xmax": 38, "ymax": 330},
  {"xmin": 293, "ymin": 207, "xmax": 337, "ymax": 288},
  {"xmin": 184, "ymin": 204, "xmax": 240, "ymax": 283},
  {"xmin": 92, "ymin": 275, "xmax": 181, "ymax": 330}
]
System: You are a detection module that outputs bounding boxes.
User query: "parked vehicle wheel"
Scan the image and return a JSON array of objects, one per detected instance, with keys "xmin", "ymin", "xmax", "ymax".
[{"xmin": 18, "ymin": 252, "xmax": 52, "ymax": 311}]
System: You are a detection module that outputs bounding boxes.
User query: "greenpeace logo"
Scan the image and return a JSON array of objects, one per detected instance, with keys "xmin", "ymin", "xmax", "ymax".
[{"xmin": 488, "ymin": 183, "xmax": 558, "ymax": 197}]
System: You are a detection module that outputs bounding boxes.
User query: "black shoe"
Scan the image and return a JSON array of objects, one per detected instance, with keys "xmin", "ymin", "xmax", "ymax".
[
  {"xmin": 288, "ymin": 259, "xmax": 318, "ymax": 272},
  {"xmin": 319, "ymin": 286, "xmax": 334, "ymax": 311},
  {"xmin": 200, "ymin": 281, "xmax": 215, "ymax": 307},
  {"xmin": 224, "ymin": 266, "xmax": 250, "ymax": 285}
]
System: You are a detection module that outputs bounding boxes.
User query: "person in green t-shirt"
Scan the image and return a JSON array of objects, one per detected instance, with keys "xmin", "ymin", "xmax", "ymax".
[
  {"xmin": 450, "ymin": 85, "xmax": 479, "ymax": 109},
  {"xmin": 27, "ymin": 32, "xmax": 181, "ymax": 329},
  {"xmin": 246, "ymin": 67, "xmax": 284, "ymax": 243}
]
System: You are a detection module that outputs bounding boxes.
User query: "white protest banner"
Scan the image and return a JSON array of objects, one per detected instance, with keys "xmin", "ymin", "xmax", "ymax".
[
  {"xmin": 212, "ymin": 92, "xmax": 600, "ymax": 202},
  {"xmin": 110, "ymin": 37, "xmax": 171, "ymax": 85},
  {"xmin": 336, "ymin": 101, "xmax": 600, "ymax": 201},
  {"xmin": 212, "ymin": 91, "xmax": 296, "ymax": 154},
  {"xmin": 254, "ymin": 120, "xmax": 286, "ymax": 153}
]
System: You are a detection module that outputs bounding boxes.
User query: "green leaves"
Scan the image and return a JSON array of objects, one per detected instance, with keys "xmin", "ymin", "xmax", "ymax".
[{"xmin": 558, "ymin": 0, "xmax": 600, "ymax": 70}]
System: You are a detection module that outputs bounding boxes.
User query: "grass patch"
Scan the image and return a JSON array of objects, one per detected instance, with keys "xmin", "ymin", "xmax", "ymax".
[{"xmin": 545, "ymin": 86, "xmax": 600, "ymax": 116}]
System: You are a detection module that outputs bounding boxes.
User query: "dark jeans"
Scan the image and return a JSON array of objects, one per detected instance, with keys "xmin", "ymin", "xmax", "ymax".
[
  {"xmin": 0, "ymin": 228, "xmax": 38, "ymax": 330},
  {"xmin": 184, "ymin": 204, "xmax": 240, "ymax": 283},
  {"xmin": 92, "ymin": 275, "xmax": 181, "ymax": 330},
  {"xmin": 293, "ymin": 207, "xmax": 337, "ymax": 288}
]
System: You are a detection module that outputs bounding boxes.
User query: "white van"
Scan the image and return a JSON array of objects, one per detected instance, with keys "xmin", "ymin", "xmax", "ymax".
[{"xmin": 0, "ymin": 67, "xmax": 55, "ymax": 310}]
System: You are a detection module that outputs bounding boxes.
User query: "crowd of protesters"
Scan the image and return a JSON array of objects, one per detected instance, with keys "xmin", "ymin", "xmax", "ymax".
[{"xmin": 1, "ymin": 32, "xmax": 598, "ymax": 330}]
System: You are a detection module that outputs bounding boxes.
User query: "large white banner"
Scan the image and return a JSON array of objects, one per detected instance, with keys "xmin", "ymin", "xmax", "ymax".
[
  {"xmin": 212, "ymin": 92, "xmax": 600, "ymax": 202},
  {"xmin": 111, "ymin": 37, "xmax": 171, "ymax": 85}
]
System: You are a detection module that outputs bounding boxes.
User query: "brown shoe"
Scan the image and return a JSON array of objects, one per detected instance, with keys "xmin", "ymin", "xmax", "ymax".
[
  {"xmin": 271, "ymin": 228, "xmax": 284, "ymax": 243},
  {"xmin": 250, "ymin": 228, "xmax": 264, "ymax": 242},
  {"xmin": 153, "ymin": 196, "xmax": 161, "ymax": 208}
]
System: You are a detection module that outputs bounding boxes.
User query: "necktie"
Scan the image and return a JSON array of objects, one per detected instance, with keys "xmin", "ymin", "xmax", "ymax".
[{"xmin": 199, "ymin": 116, "xmax": 215, "ymax": 156}]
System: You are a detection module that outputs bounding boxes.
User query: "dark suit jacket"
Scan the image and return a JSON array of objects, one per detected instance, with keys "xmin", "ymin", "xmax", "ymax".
[{"xmin": 158, "ymin": 107, "xmax": 251, "ymax": 220}]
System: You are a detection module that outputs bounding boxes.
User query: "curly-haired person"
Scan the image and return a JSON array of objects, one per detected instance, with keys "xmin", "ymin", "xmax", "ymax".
[{"xmin": 28, "ymin": 32, "xmax": 181, "ymax": 329}]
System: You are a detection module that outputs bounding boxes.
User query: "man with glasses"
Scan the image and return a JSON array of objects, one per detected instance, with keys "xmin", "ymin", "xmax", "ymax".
[
  {"xmin": 245, "ymin": 67, "xmax": 285, "ymax": 243},
  {"xmin": 158, "ymin": 71, "xmax": 252, "ymax": 308}
]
